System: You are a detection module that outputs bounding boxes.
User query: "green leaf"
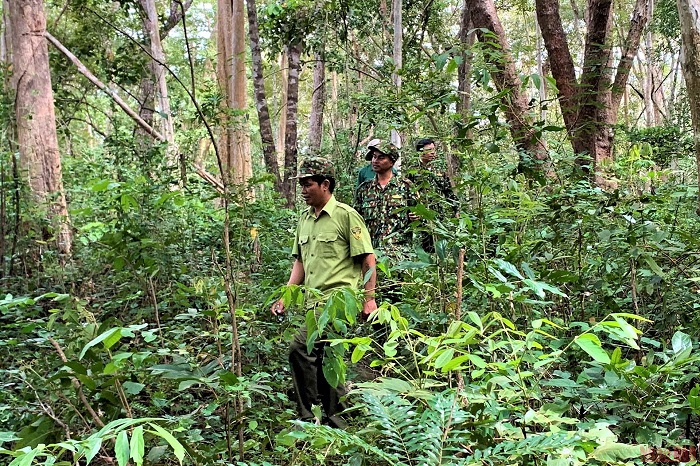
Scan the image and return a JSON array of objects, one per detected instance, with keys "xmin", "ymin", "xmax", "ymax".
[
  {"xmin": 84, "ymin": 437, "xmax": 102, "ymax": 464},
  {"xmin": 441, "ymin": 355, "xmax": 471, "ymax": 372},
  {"xmin": 147, "ymin": 423, "xmax": 185, "ymax": 464},
  {"xmin": 494, "ymin": 259, "xmax": 524, "ymax": 280},
  {"xmin": 9, "ymin": 447, "xmax": 39, "ymax": 466},
  {"xmin": 643, "ymin": 256, "xmax": 664, "ymax": 277},
  {"xmin": 591, "ymin": 443, "xmax": 644, "ymax": 462},
  {"xmin": 574, "ymin": 334, "xmax": 610, "ymax": 364},
  {"xmin": 130, "ymin": 425, "xmax": 145, "ymax": 466},
  {"xmin": 115, "ymin": 431, "xmax": 129, "ymax": 466},
  {"xmin": 672, "ymin": 331, "xmax": 692, "ymax": 360},
  {"xmin": 351, "ymin": 345, "xmax": 366, "ymax": 364},
  {"xmin": 434, "ymin": 348, "xmax": 455, "ymax": 369},
  {"xmin": 79, "ymin": 328, "xmax": 122, "ymax": 359},
  {"xmin": 122, "ymin": 382, "xmax": 145, "ymax": 395}
]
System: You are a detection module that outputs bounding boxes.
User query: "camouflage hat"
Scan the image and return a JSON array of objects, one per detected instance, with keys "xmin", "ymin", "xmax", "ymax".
[
  {"xmin": 293, "ymin": 155, "xmax": 335, "ymax": 179},
  {"xmin": 365, "ymin": 138, "xmax": 400, "ymax": 162}
]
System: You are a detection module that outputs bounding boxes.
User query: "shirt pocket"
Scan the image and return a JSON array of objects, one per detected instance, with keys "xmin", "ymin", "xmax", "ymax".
[
  {"xmin": 298, "ymin": 235, "xmax": 309, "ymax": 255},
  {"xmin": 317, "ymin": 232, "xmax": 339, "ymax": 259}
]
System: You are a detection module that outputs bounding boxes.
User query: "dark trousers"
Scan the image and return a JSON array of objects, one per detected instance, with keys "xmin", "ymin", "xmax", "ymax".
[{"xmin": 289, "ymin": 328, "xmax": 347, "ymax": 428}]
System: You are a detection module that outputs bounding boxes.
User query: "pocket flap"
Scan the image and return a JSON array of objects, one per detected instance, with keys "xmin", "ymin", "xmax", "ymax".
[
  {"xmin": 299, "ymin": 235, "xmax": 309, "ymax": 244},
  {"xmin": 317, "ymin": 232, "xmax": 338, "ymax": 242}
]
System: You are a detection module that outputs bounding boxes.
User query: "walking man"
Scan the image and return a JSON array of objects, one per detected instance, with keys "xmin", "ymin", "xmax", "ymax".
[
  {"xmin": 271, "ymin": 156, "xmax": 377, "ymax": 428},
  {"xmin": 354, "ymin": 138, "xmax": 413, "ymax": 256}
]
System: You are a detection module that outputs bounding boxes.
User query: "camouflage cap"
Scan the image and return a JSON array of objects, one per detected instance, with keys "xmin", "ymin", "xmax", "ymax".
[
  {"xmin": 365, "ymin": 138, "xmax": 400, "ymax": 162},
  {"xmin": 293, "ymin": 155, "xmax": 335, "ymax": 179}
]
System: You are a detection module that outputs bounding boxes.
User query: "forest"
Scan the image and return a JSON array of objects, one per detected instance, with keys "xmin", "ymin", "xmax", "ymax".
[{"xmin": 2, "ymin": 0, "xmax": 700, "ymax": 464}]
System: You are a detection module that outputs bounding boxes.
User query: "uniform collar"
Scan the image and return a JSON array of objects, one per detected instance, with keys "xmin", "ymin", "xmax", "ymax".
[{"xmin": 306, "ymin": 194, "xmax": 338, "ymax": 218}]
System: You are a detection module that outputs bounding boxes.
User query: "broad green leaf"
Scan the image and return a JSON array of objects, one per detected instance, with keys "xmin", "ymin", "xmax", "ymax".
[
  {"xmin": 130, "ymin": 425, "xmax": 145, "ymax": 466},
  {"xmin": 494, "ymin": 259, "xmax": 524, "ymax": 280},
  {"xmin": 467, "ymin": 311, "xmax": 482, "ymax": 330},
  {"xmin": 115, "ymin": 431, "xmax": 129, "ymax": 466},
  {"xmin": 643, "ymin": 256, "xmax": 664, "ymax": 277},
  {"xmin": 574, "ymin": 334, "xmax": 610, "ymax": 364},
  {"xmin": 351, "ymin": 345, "xmax": 366, "ymax": 364},
  {"xmin": 672, "ymin": 331, "xmax": 692, "ymax": 360},
  {"xmin": 441, "ymin": 355, "xmax": 471, "ymax": 372},
  {"xmin": 591, "ymin": 443, "xmax": 644, "ymax": 462},
  {"xmin": 147, "ymin": 423, "xmax": 185, "ymax": 464},
  {"xmin": 434, "ymin": 349, "xmax": 455, "ymax": 369},
  {"xmin": 0, "ymin": 432, "xmax": 20, "ymax": 445},
  {"xmin": 689, "ymin": 385, "xmax": 700, "ymax": 414},
  {"xmin": 84, "ymin": 437, "xmax": 102, "ymax": 464},
  {"xmin": 467, "ymin": 354, "xmax": 487, "ymax": 368},
  {"xmin": 9, "ymin": 447, "xmax": 39, "ymax": 466},
  {"xmin": 79, "ymin": 328, "xmax": 122, "ymax": 359},
  {"xmin": 122, "ymin": 382, "xmax": 145, "ymax": 395}
]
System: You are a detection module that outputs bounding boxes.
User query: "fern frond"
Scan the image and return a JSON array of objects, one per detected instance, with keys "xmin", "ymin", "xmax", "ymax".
[
  {"xmin": 361, "ymin": 390, "xmax": 419, "ymax": 464},
  {"xmin": 294, "ymin": 421, "xmax": 405, "ymax": 465},
  {"xmin": 407, "ymin": 391, "xmax": 471, "ymax": 465}
]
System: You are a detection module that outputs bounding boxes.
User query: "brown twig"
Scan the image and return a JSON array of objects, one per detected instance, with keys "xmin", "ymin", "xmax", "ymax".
[{"xmin": 49, "ymin": 338, "xmax": 105, "ymax": 427}]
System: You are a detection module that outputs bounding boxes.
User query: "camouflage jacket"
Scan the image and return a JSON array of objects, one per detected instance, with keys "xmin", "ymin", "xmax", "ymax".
[
  {"xmin": 354, "ymin": 176, "xmax": 414, "ymax": 251},
  {"xmin": 407, "ymin": 168, "xmax": 458, "ymax": 217}
]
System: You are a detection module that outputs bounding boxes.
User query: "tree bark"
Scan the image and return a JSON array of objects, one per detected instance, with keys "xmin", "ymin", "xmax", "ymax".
[
  {"xmin": 277, "ymin": 52, "xmax": 288, "ymax": 179},
  {"xmin": 537, "ymin": 0, "xmax": 649, "ymax": 184},
  {"xmin": 391, "ymin": 0, "xmax": 402, "ymax": 148},
  {"xmin": 466, "ymin": 0, "xmax": 550, "ymax": 171},
  {"xmin": 245, "ymin": 0, "xmax": 283, "ymax": 190},
  {"xmin": 676, "ymin": 0, "xmax": 700, "ymax": 214},
  {"xmin": 216, "ymin": 0, "xmax": 252, "ymax": 187},
  {"xmin": 140, "ymin": 0, "xmax": 175, "ymax": 146},
  {"xmin": 282, "ymin": 43, "xmax": 302, "ymax": 207},
  {"xmin": 9, "ymin": 0, "xmax": 71, "ymax": 255},
  {"xmin": 308, "ymin": 52, "xmax": 326, "ymax": 153}
]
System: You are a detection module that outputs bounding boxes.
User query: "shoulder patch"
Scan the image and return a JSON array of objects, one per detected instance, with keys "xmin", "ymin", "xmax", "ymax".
[{"xmin": 351, "ymin": 226, "xmax": 362, "ymax": 240}]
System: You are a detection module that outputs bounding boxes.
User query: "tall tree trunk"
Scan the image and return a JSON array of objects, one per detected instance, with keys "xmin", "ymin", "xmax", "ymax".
[
  {"xmin": 216, "ymin": 0, "xmax": 252, "ymax": 187},
  {"xmin": 466, "ymin": 0, "xmax": 550, "ymax": 173},
  {"xmin": 277, "ymin": 52, "xmax": 288, "ymax": 176},
  {"xmin": 9, "ymin": 0, "xmax": 72, "ymax": 256},
  {"xmin": 245, "ymin": 0, "xmax": 283, "ymax": 191},
  {"xmin": 282, "ymin": 43, "xmax": 302, "ymax": 207},
  {"xmin": 391, "ymin": 0, "xmax": 402, "ymax": 148},
  {"xmin": 454, "ymin": 0, "xmax": 475, "ymax": 178},
  {"xmin": 676, "ymin": 0, "xmax": 700, "ymax": 214},
  {"xmin": 140, "ymin": 0, "xmax": 175, "ymax": 147},
  {"xmin": 536, "ymin": 0, "xmax": 649, "ymax": 185},
  {"xmin": 308, "ymin": 52, "xmax": 325, "ymax": 153}
]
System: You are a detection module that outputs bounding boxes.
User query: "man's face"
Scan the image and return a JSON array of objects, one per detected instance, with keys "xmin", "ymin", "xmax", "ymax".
[
  {"xmin": 419, "ymin": 143, "xmax": 437, "ymax": 166},
  {"xmin": 371, "ymin": 150, "xmax": 394, "ymax": 174},
  {"xmin": 299, "ymin": 178, "xmax": 327, "ymax": 207}
]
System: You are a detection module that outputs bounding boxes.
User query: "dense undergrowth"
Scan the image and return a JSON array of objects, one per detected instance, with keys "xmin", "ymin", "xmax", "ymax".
[{"xmin": 2, "ymin": 136, "xmax": 700, "ymax": 465}]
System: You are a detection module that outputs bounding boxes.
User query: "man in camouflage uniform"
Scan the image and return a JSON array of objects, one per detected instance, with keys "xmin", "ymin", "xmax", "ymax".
[
  {"xmin": 407, "ymin": 138, "xmax": 458, "ymax": 252},
  {"xmin": 271, "ymin": 156, "xmax": 377, "ymax": 429},
  {"xmin": 354, "ymin": 138, "xmax": 414, "ymax": 258}
]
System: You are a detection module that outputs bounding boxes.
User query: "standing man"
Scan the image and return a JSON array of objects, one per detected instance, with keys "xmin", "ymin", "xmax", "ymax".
[
  {"xmin": 271, "ymin": 156, "xmax": 377, "ymax": 429},
  {"xmin": 409, "ymin": 138, "xmax": 458, "ymax": 251},
  {"xmin": 354, "ymin": 139, "xmax": 413, "ymax": 255}
]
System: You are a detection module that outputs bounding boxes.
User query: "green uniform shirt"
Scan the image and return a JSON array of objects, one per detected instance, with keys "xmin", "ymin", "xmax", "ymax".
[{"xmin": 292, "ymin": 195, "xmax": 374, "ymax": 292}]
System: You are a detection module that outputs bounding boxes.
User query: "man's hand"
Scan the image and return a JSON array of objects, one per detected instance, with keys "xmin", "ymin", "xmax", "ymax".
[
  {"xmin": 271, "ymin": 299, "xmax": 286, "ymax": 316},
  {"xmin": 362, "ymin": 297, "xmax": 377, "ymax": 320}
]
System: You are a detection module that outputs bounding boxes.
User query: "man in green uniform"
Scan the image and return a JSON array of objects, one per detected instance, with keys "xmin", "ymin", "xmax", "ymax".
[
  {"xmin": 271, "ymin": 156, "xmax": 377, "ymax": 428},
  {"xmin": 356, "ymin": 137, "xmax": 398, "ymax": 187},
  {"xmin": 408, "ymin": 138, "xmax": 458, "ymax": 252},
  {"xmin": 354, "ymin": 139, "xmax": 413, "ymax": 255}
]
